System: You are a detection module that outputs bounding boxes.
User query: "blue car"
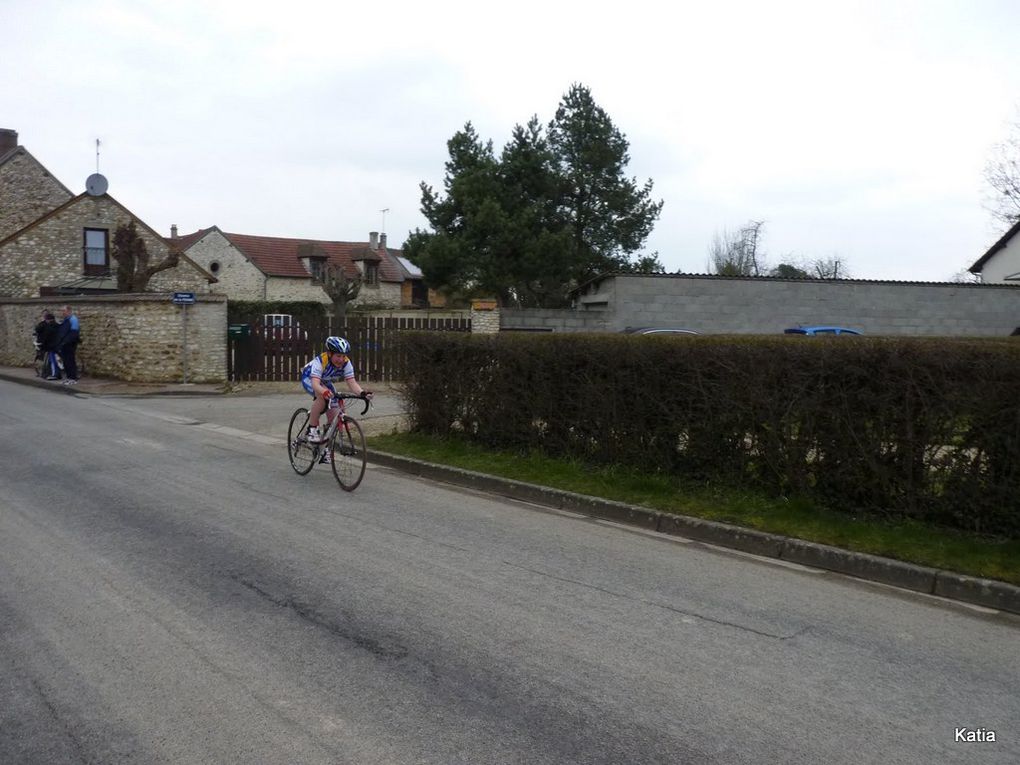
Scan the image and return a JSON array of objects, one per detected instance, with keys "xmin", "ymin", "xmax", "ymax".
[{"xmin": 784, "ymin": 326, "xmax": 862, "ymax": 336}]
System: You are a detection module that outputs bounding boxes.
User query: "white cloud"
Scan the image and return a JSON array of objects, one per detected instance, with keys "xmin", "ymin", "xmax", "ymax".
[{"xmin": 5, "ymin": 0, "xmax": 1020, "ymax": 280}]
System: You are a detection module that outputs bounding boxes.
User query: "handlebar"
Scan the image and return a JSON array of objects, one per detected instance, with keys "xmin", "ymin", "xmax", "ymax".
[{"xmin": 335, "ymin": 392, "xmax": 372, "ymax": 415}]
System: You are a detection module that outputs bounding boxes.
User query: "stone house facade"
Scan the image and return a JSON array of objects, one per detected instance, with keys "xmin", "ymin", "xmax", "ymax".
[
  {"xmin": 175, "ymin": 227, "xmax": 419, "ymax": 309},
  {"xmin": 0, "ymin": 129, "xmax": 74, "ymax": 241},
  {"xmin": 0, "ymin": 193, "xmax": 214, "ymax": 297},
  {"xmin": 0, "ymin": 128, "xmax": 215, "ymax": 297}
]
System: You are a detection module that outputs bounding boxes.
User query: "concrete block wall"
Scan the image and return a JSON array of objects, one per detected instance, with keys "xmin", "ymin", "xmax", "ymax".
[
  {"xmin": 500, "ymin": 308, "xmax": 609, "ymax": 333},
  {"xmin": 0, "ymin": 294, "xmax": 228, "ymax": 383},
  {"xmin": 573, "ymin": 275, "xmax": 1020, "ymax": 336}
]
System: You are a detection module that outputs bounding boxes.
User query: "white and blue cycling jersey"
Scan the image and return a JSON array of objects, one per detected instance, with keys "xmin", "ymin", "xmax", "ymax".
[{"xmin": 300, "ymin": 352, "xmax": 355, "ymax": 396}]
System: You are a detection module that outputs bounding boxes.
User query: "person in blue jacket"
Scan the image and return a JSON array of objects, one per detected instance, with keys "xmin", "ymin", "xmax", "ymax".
[{"xmin": 56, "ymin": 305, "xmax": 81, "ymax": 385}]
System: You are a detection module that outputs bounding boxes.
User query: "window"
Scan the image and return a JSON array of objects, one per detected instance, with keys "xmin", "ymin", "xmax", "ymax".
[
  {"xmin": 309, "ymin": 259, "xmax": 325, "ymax": 282},
  {"xmin": 83, "ymin": 228, "xmax": 109, "ymax": 276},
  {"xmin": 209, "ymin": 260, "xmax": 221, "ymax": 275},
  {"xmin": 365, "ymin": 261, "xmax": 379, "ymax": 286}
]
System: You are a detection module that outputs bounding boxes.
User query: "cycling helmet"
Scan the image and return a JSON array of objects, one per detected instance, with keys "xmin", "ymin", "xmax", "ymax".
[{"xmin": 325, "ymin": 336, "xmax": 350, "ymax": 354}]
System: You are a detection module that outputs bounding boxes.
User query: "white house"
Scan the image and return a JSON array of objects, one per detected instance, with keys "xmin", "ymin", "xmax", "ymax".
[{"xmin": 970, "ymin": 220, "xmax": 1020, "ymax": 284}]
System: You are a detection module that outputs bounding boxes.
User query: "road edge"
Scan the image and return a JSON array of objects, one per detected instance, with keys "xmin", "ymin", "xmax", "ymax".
[{"xmin": 368, "ymin": 450, "xmax": 1020, "ymax": 616}]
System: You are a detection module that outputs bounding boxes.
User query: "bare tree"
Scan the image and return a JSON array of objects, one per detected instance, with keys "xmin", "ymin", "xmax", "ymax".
[
  {"xmin": 984, "ymin": 117, "xmax": 1020, "ymax": 227},
  {"xmin": 809, "ymin": 256, "xmax": 849, "ymax": 279},
  {"xmin": 951, "ymin": 269, "xmax": 982, "ymax": 284},
  {"xmin": 322, "ymin": 263, "xmax": 362, "ymax": 323},
  {"xmin": 113, "ymin": 221, "xmax": 181, "ymax": 292},
  {"xmin": 710, "ymin": 220, "xmax": 766, "ymax": 276}
]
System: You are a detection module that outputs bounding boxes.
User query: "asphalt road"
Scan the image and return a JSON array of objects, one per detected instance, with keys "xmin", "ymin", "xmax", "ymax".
[{"xmin": 1, "ymin": 380, "xmax": 1017, "ymax": 764}]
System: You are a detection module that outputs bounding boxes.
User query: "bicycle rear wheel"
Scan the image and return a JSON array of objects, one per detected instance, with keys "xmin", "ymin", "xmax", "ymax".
[
  {"xmin": 331, "ymin": 416, "xmax": 366, "ymax": 491},
  {"xmin": 288, "ymin": 407, "xmax": 317, "ymax": 475}
]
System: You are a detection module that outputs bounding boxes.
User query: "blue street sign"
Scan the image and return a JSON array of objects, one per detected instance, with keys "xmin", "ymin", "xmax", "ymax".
[{"xmin": 172, "ymin": 292, "xmax": 196, "ymax": 305}]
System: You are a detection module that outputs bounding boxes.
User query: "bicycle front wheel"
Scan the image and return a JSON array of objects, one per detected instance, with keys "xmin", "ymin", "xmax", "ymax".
[
  {"xmin": 287, "ymin": 407, "xmax": 316, "ymax": 476},
  {"xmin": 331, "ymin": 416, "xmax": 366, "ymax": 491}
]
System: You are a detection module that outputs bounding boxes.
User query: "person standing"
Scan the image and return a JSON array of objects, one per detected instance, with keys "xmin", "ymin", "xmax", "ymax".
[
  {"xmin": 56, "ymin": 305, "xmax": 81, "ymax": 385},
  {"xmin": 35, "ymin": 311, "xmax": 61, "ymax": 379}
]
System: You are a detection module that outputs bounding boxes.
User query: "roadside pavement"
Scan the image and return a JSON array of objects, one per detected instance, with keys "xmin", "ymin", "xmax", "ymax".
[
  {"xmin": 0, "ymin": 366, "xmax": 407, "ymax": 437},
  {"xmin": 2, "ymin": 364, "xmax": 1018, "ymax": 617}
]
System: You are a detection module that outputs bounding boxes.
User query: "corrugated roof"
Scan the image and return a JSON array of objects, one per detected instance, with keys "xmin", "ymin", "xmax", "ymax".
[{"xmin": 571, "ymin": 271, "xmax": 1020, "ymax": 295}]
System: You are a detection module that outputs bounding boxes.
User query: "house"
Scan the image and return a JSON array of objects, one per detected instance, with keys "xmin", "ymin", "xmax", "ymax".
[
  {"xmin": 174, "ymin": 227, "xmax": 444, "ymax": 309},
  {"xmin": 0, "ymin": 129, "xmax": 74, "ymax": 239},
  {"xmin": 393, "ymin": 251, "xmax": 445, "ymax": 308},
  {"xmin": 0, "ymin": 129, "xmax": 215, "ymax": 297},
  {"xmin": 970, "ymin": 219, "xmax": 1020, "ymax": 284}
]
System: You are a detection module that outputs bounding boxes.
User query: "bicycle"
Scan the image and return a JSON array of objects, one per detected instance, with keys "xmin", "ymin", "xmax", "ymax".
[{"xmin": 287, "ymin": 392, "xmax": 371, "ymax": 491}]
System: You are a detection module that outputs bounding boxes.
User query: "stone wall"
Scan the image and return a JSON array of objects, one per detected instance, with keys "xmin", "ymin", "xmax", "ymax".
[
  {"xmin": 0, "ymin": 294, "xmax": 228, "ymax": 383},
  {"xmin": 0, "ymin": 194, "xmax": 212, "ymax": 297},
  {"xmin": 469, "ymin": 300, "xmax": 499, "ymax": 333},
  {"xmin": 0, "ymin": 149, "xmax": 73, "ymax": 240}
]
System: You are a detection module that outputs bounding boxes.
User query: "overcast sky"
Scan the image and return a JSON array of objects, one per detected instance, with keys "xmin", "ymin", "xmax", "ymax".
[{"xmin": 6, "ymin": 0, "xmax": 1020, "ymax": 281}]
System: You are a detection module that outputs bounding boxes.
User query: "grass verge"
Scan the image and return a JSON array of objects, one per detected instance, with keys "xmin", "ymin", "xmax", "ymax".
[{"xmin": 367, "ymin": 432, "xmax": 1020, "ymax": 587}]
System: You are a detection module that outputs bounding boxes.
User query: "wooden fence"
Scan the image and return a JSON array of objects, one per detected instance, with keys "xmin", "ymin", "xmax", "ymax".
[{"xmin": 228, "ymin": 315, "xmax": 471, "ymax": 382}]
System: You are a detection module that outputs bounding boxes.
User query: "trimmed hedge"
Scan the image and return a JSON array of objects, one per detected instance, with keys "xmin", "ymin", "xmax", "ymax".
[{"xmin": 399, "ymin": 333, "xmax": 1020, "ymax": 536}]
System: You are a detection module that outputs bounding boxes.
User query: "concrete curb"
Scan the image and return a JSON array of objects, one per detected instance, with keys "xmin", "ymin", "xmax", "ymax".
[
  {"xmin": 0, "ymin": 371, "xmax": 79, "ymax": 395},
  {"xmin": 0, "ymin": 370, "xmax": 223, "ymax": 397},
  {"xmin": 367, "ymin": 450, "xmax": 1020, "ymax": 617}
]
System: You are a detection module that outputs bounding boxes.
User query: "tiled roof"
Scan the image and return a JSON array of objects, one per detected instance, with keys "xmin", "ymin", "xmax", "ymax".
[
  {"xmin": 166, "ymin": 226, "xmax": 215, "ymax": 251},
  {"xmin": 221, "ymin": 232, "xmax": 404, "ymax": 282}
]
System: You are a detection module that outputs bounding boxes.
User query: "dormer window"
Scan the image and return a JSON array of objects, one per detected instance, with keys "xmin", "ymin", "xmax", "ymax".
[
  {"xmin": 309, "ymin": 259, "xmax": 325, "ymax": 282},
  {"xmin": 296, "ymin": 242, "xmax": 328, "ymax": 283},
  {"xmin": 365, "ymin": 261, "xmax": 379, "ymax": 285}
]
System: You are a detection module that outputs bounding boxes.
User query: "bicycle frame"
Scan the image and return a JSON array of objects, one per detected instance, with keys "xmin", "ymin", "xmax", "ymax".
[{"xmin": 287, "ymin": 392, "xmax": 371, "ymax": 491}]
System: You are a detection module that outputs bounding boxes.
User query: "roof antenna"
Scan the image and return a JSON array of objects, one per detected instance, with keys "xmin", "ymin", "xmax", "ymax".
[
  {"xmin": 380, "ymin": 207, "xmax": 389, "ymax": 234},
  {"xmin": 86, "ymin": 138, "xmax": 108, "ymax": 196}
]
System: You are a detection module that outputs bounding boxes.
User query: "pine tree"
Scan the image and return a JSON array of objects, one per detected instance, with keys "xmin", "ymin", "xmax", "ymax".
[{"xmin": 405, "ymin": 86, "xmax": 663, "ymax": 307}]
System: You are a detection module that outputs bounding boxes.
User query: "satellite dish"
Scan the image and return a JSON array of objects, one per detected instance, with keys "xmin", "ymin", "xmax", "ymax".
[{"xmin": 85, "ymin": 173, "xmax": 108, "ymax": 196}]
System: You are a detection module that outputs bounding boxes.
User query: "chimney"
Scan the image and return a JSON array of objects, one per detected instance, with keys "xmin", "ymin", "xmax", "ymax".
[
  {"xmin": 380, "ymin": 232, "xmax": 387, "ymax": 249},
  {"xmin": 0, "ymin": 129, "xmax": 18, "ymax": 155},
  {"xmin": 171, "ymin": 224, "xmax": 178, "ymax": 239},
  {"xmin": 369, "ymin": 231, "xmax": 378, "ymax": 250}
]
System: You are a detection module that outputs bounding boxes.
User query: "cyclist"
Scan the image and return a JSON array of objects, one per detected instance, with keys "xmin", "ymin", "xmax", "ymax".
[{"xmin": 299, "ymin": 336, "xmax": 372, "ymax": 462}]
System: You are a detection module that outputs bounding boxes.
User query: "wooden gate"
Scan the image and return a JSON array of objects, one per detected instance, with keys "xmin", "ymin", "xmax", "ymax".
[{"xmin": 228, "ymin": 315, "xmax": 471, "ymax": 382}]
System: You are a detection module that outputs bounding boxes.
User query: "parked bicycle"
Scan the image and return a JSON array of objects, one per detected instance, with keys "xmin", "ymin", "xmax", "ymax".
[{"xmin": 287, "ymin": 392, "xmax": 370, "ymax": 491}]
